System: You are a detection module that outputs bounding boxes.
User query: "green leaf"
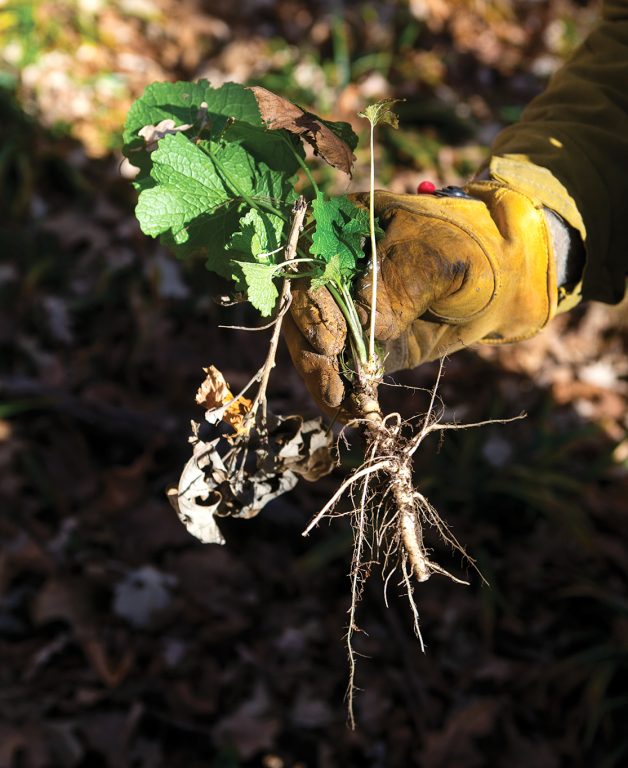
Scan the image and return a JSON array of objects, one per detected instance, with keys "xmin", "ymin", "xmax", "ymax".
[
  {"xmin": 207, "ymin": 137, "xmax": 296, "ymax": 209},
  {"xmin": 135, "ymin": 132, "xmax": 231, "ymax": 242},
  {"xmin": 135, "ymin": 131, "xmax": 295, "ymax": 247},
  {"xmin": 124, "ymin": 81, "xmax": 261, "ymax": 145},
  {"xmin": 162, "ymin": 202, "xmax": 244, "ymax": 278},
  {"xmin": 229, "ymin": 209, "xmax": 285, "ymax": 260},
  {"xmin": 224, "ymin": 121, "xmax": 303, "ymax": 179},
  {"xmin": 358, "ymin": 98, "xmax": 403, "ymax": 129},
  {"xmin": 310, "ymin": 193, "xmax": 371, "ymax": 280},
  {"xmin": 125, "ymin": 82, "xmax": 371, "ymax": 321},
  {"xmin": 310, "ymin": 252, "xmax": 343, "ymax": 291},
  {"xmin": 234, "ymin": 261, "xmax": 279, "ymax": 316},
  {"xmin": 123, "ymin": 80, "xmax": 262, "ymax": 174}
]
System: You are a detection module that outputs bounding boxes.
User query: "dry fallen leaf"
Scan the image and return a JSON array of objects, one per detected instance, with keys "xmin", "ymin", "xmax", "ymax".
[
  {"xmin": 249, "ymin": 86, "xmax": 355, "ymax": 175},
  {"xmin": 113, "ymin": 566, "xmax": 176, "ymax": 628},
  {"xmin": 168, "ymin": 413, "xmax": 334, "ymax": 544},
  {"xmin": 195, "ymin": 365, "xmax": 253, "ymax": 438},
  {"xmin": 212, "ymin": 683, "xmax": 280, "ymax": 761},
  {"xmin": 32, "ymin": 576, "xmax": 135, "ymax": 687},
  {"xmin": 138, "ymin": 119, "xmax": 193, "ymax": 151}
]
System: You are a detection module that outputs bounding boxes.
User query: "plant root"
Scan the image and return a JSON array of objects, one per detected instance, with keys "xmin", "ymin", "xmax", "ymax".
[{"xmin": 303, "ymin": 360, "xmax": 524, "ymax": 727}]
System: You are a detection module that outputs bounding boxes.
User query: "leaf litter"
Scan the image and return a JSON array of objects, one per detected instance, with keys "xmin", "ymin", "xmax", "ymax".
[
  {"xmin": 5, "ymin": 1, "xmax": 628, "ymax": 764},
  {"xmin": 169, "ymin": 404, "xmax": 334, "ymax": 544}
]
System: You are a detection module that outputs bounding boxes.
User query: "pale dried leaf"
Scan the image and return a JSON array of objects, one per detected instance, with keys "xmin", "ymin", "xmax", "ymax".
[
  {"xmin": 212, "ymin": 683, "xmax": 280, "ymax": 760},
  {"xmin": 138, "ymin": 118, "xmax": 193, "ymax": 151},
  {"xmin": 167, "ymin": 439, "xmax": 226, "ymax": 545},
  {"xmin": 168, "ymin": 413, "xmax": 333, "ymax": 544},
  {"xmin": 113, "ymin": 566, "xmax": 176, "ymax": 628}
]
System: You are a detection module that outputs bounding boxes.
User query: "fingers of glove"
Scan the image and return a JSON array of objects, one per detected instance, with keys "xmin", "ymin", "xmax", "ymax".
[
  {"xmin": 283, "ymin": 313, "xmax": 347, "ymax": 415},
  {"xmin": 357, "ymin": 213, "xmax": 471, "ymax": 340},
  {"xmin": 289, "ymin": 283, "xmax": 347, "ymax": 357}
]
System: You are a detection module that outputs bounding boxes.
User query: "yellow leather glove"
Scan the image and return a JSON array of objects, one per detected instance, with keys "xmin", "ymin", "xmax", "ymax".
[
  {"xmin": 283, "ymin": 283, "xmax": 349, "ymax": 418},
  {"xmin": 285, "ymin": 182, "xmax": 558, "ymax": 417},
  {"xmin": 354, "ymin": 182, "xmax": 558, "ymax": 369}
]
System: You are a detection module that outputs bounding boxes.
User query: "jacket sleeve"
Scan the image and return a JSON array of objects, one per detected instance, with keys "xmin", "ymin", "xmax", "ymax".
[{"xmin": 487, "ymin": 0, "xmax": 628, "ymax": 305}]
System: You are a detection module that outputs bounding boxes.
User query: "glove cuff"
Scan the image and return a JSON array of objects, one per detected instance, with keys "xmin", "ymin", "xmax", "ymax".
[
  {"xmin": 485, "ymin": 155, "xmax": 586, "ymax": 312},
  {"xmin": 464, "ymin": 180, "xmax": 559, "ymax": 344}
]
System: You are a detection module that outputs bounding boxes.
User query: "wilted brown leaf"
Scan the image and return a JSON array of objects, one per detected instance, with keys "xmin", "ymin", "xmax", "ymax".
[
  {"xmin": 196, "ymin": 365, "xmax": 253, "ymax": 437},
  {"xmin": 212, "ymin": 683, "xmax": 280, "ymax": 761},
  {"xmin": 32, "ymin": 576, "xmax": 135, "ymax": 687},
  {"xmin": 420, "ymin": 699, "xmax": 502, "ymax": 767},
  {"xmin": 249, "ymin": 86, "xmax": 355, "ymax": 174}
]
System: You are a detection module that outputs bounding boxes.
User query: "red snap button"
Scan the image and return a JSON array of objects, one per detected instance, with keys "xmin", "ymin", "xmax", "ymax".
[{"xmin": 417, "ymin": 180, "xmax": 436, "ymax": 194}]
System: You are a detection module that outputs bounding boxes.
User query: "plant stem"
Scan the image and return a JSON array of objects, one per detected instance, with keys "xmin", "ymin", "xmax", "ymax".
[
  {"xmin": 328, "ymin": 283, "xmax": 367, "ymax": 364},
  {"xmin": 211, "ymin": 151, "xmax": 287, "ymax": 220},
  {"xmin": 251, "ymin": 197, "xmax": 308, "ymax": 422},
  {"xmin": 367, "ymin": 120, "xmax": 378, "ymax": 364},
  {"xmin": 284, "ymin": 136, "xmax": 320, "ymax": 196}
]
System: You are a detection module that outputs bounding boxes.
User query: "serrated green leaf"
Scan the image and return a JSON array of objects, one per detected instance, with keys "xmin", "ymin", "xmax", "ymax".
[
  {"xmin": 124, "ymin": 80, "xmax": 261, "ymax": 142},
  {"xmin": 229, "ymin": 209, "xmax": 285, "ymax": 260},
  {"xmin": 208, "ymin": 138, "xmax": 295, "ymax": 207},
  {"xmin": 123, "ymin": 80, "xmax": 262, "ymax": 174},
  {"xmin": 135, "ymin": 131, "xmax": 295, "ymax": 248},
  {"xmin": 310, "ymin": 193, "xmax": 370, "ymax": 280},
  {"xmin": 234, "ymin": 261, "xmax": 279, "ymax": 316},
  {"xmin": 224, "ymin": 121, "xmax": 303, "ymax": 179},
  {"xmin": 159, "ymin": 202, "xmax": 244, "ymax": 278},
  {"xmin": 310, "ymin": 252, "xmax": 343, "ymax": 291},
  {"xmin": 358, "ymin": 98, "xmax": 403, "ymax": 129},
  {"xmin": 125, "ymin": 81, "xmax": 369, "ymax": 321},
  {"xmin": 135, "ymin": 132, "xmax": 231, "ymax": 242}
]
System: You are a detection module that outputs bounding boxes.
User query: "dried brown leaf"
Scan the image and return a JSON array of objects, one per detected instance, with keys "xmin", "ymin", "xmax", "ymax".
[
  {"xmin": 249, "ymin": 86, "xmax": 355, "ymax": 174},
  {"xmin": 195, "ymin": 365, "xmax": 232, "ymax": 408},
  {"xmin": 195, "ymin": 365, "xmax": 252, "ymax": 437},
  {"xmin": 212, "ymin": 683, "xmax": 280, "ymax": 761},
  {"xmin": 32, "ymin": 576, "xmax": 135, "ymax": 687}
]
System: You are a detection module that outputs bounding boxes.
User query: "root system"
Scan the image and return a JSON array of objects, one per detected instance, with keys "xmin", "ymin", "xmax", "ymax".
[{"xmin": 303, "ymin": 360, "xmax": 523, "ymax": 726}]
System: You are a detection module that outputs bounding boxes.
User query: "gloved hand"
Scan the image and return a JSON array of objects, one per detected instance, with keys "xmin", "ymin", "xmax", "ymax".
[
  {"xmin": 283, "ymin": 281, "xmax": 350, "ymax": 418},
  {"xmin": 284, "ymin": 181, "xmax": 558, "ymax": 417}
]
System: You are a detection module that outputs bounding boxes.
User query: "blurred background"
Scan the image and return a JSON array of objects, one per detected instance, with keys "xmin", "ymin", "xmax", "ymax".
[{"xmin": 2, "ymin": 1, "xmax": 628, "ymax": 766}]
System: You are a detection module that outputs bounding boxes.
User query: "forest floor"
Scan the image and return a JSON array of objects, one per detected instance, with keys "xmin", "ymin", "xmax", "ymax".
[{"xmin": 2, "ymin": 1, "xmax": 628, "ymax": 766}]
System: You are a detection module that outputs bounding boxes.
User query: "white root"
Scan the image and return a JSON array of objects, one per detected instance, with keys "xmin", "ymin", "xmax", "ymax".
[
  {"xmin": 301, "ymin": 458, "xmax": 391, "ymax": 537},
  {"xmin": 302, "ymin": 359, "xmax": 517, "ymax": 727},
  {"xmin": 399, "ymin": 500, "xmax": 430, "ymax": 582}
]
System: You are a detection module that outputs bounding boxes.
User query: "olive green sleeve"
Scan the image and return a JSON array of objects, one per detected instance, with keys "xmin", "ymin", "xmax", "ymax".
[{"xmin": 487, "ymin": 0, "xmax": 628, "ymax": 305}]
